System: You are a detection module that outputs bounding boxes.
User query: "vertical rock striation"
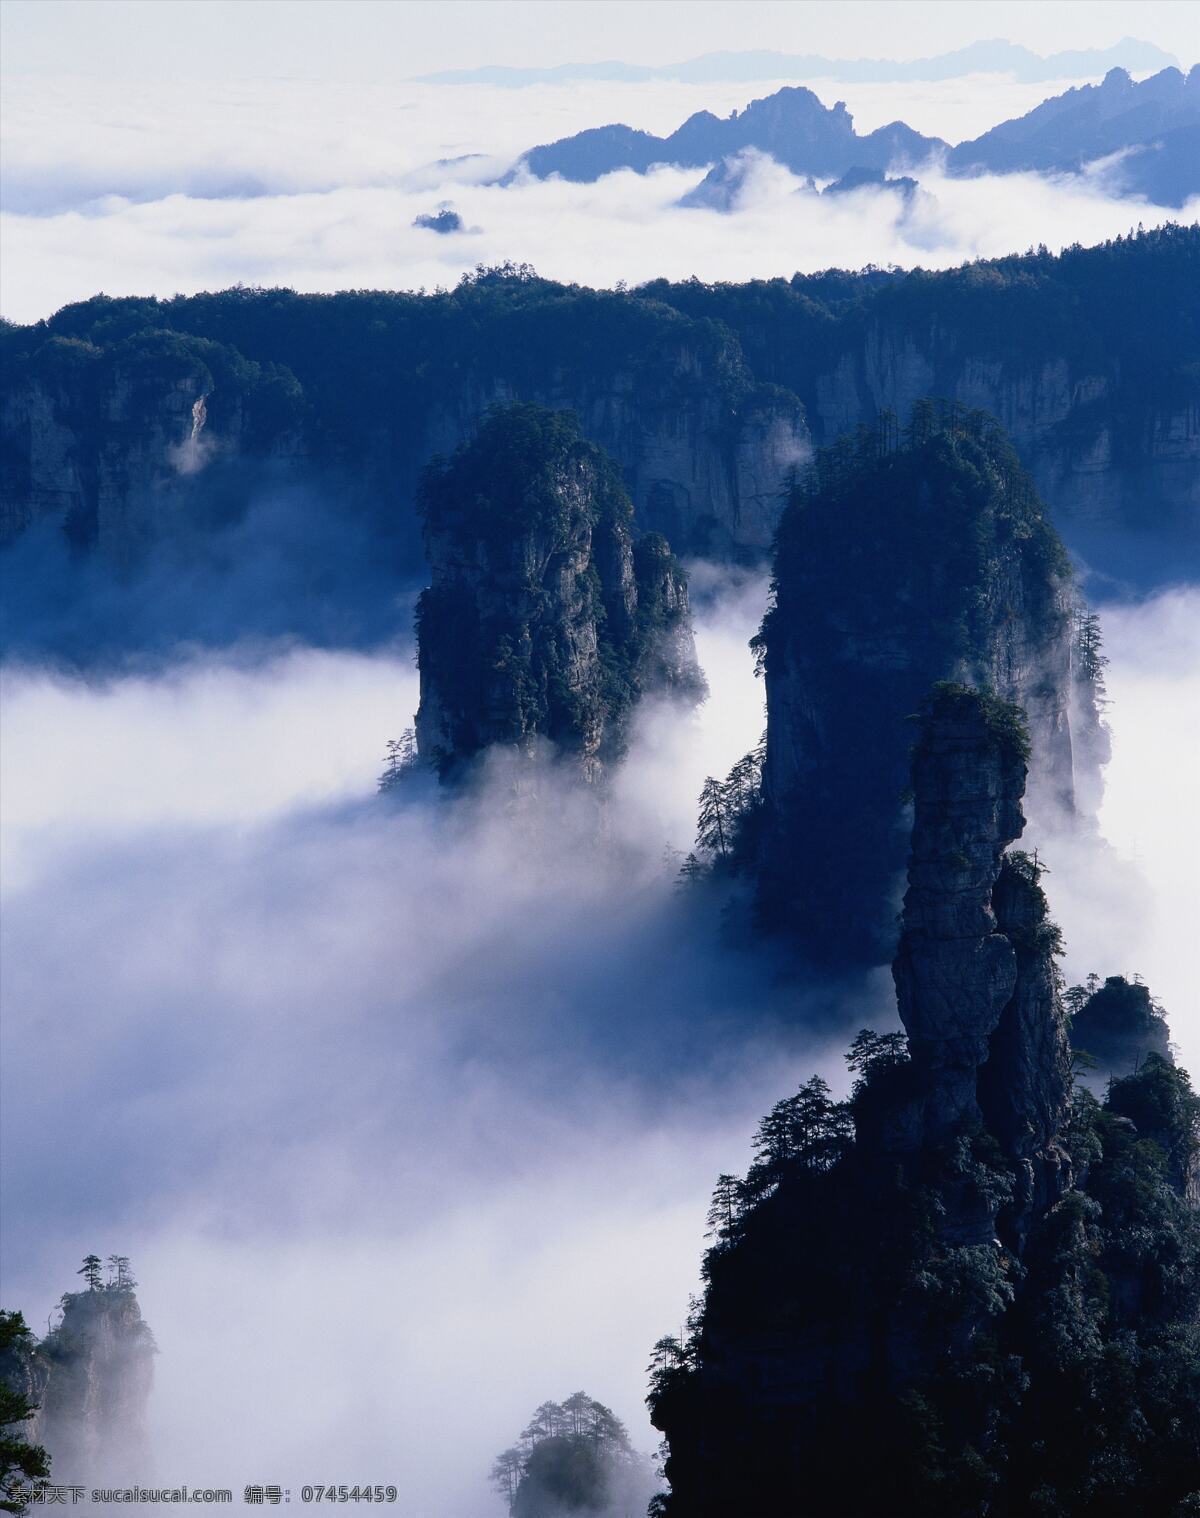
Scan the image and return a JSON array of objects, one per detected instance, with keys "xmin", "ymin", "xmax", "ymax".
[
  {"xmin": 754, "ymin": 404, "xmax": 1100, "ymax": 967},
  {"xmin": 649, "ymin": 687, "xmax": 1200, "ymax": 1516},
  {"xmin": 892, "ymin": 686, "xmax": 1029, "ymax": 1143},
  {"xmin": 414, "ymin": 403, "xmax": 704, "ymax": 781},
  {"xmin": 892, "ymin": 685, "xmax": 1073, "ymax": 1243},
  {"xmin": 0, "ymin": 1263, "xmax": 156, "ymax": 1485}
]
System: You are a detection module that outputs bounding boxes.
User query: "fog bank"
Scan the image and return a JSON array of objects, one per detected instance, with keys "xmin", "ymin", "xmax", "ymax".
[
  {"xmin": 2, "ymin": 580, "xmax": 1194, "ymax": 1509},
  {"xmin": 4, "ymin": 73, "xmax": 1192, "ymax": 324}
]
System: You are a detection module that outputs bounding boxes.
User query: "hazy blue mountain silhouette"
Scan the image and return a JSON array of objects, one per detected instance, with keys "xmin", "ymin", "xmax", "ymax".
[
  {"xmin": 1111, "ymin": 123, "xmax": 1200, "ymax": 207},
  {"xmin": 948, "ymin": 65, "xmax": 1199, "ymax": 177},
  {"xmin": 513, "ymin": 86, "xmax": 943, "ymax": 184},
  {"xmin": 510, "ymin": 67, "xmax": 1198, "ymax": 206},
  {"xmin": 417, "ymin": 38, "xmax": 1177, "ymax": 87}
]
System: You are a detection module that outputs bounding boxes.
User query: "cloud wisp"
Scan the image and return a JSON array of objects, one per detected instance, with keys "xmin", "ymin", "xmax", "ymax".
[{"xmin": 1028, "ymin": 587, "xmax": 1200, "ymax": 1069}]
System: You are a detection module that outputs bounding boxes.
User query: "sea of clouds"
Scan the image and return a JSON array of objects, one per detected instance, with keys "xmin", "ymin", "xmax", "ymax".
[
  {"xmin": 2, "ymin": 570, "xmax": 1197, "ymax": 1511},
  {"xmin": 3, "ymin": 56, "xmax": 1198, "ymax": 1514},
  {"xmin": 3, "ymin": 71, "xmax": 1194, "ymax": 323},
  {"xmin": 0, "ymin": 579, "xmax": 857, "ymax": 1510}
]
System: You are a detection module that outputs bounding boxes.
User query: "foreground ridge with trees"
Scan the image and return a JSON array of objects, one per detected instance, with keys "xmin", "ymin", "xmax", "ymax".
[{"xmin": 649, "ymin": 687, "xmax": 1200, "ymax": 1517}]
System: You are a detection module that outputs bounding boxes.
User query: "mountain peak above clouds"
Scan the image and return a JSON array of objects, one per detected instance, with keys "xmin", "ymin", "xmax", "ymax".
[
  {"xmin": 515, "ymin": 85, "xmax": 947, "ymax": 184},
  {"xmin": 509, "ymin": 65, "xmax": 1199, "ymax": 206}
]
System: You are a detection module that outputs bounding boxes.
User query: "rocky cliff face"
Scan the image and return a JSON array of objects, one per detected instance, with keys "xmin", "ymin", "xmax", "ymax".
[
  {"xmin": 420, "ymin": 354, "xmax": 807, "ymax": 563},
  {"xmin": 4, "ymin": 233, "xmax": 1195, "ymax": 658},
  {"xmin": 34, "ymin": 1286, "xmax": 155, "ymax": 1481},
  {"xmin": 1, "ymin": 328, "xmax": 305, "ymax": 562},
  {"xmin": 892, "ymin": 690, "xmax": 1034, "ymax": 1143},
  {"xmin": 0, "ymin": 1273, "xmax": 156, "ymax": 1485},
  {"xmin": 2, "ymin": 345, "xmax": 206, "ymax": 555},
  {"xmin": 810, "ymin": 329, "xmax": 1200, "ymax": 561},
  {"xmin": 4, "ymin": 233, "xmax": 1193, "ymax": 660},
  {"xmin": 414, "ymin": 403, "xmax": 703, "ymax": 781},
  {"xmin": 893, "ymin": 687, "xmax": 1072, "ymax": 1244},
  {"xmin": 644, "ymin": 227, "xmax": 1200, "ymax": 586},
  {"xmin": 755, "ymin": 406, "xmax": 1098, "ymax": 967},
  {"xmin": 649, "ymin": 688, "xmax": 1200, "ymax": 1517},
  {"xmin": 1, "ymin": 285, "xmax": 807, "ymax": 594}
]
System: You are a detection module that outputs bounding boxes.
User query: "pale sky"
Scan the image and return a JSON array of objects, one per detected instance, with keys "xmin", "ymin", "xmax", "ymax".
[{"xmin": 2, "ymin": 0, "xmax": 1197, "ymax": 80}]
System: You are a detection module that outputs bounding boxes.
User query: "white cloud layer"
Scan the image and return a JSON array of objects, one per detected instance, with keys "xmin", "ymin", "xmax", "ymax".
[
  {"xmin": 4, "ymin": 74, "xmax": 1192, "ymax": 324},
  {"xmin": 2, "ymin": 575, "xmax": 1196, "ymax": 1507},
  {"xmin": 1033, "ymin": 587, "xmax": 1200, "ymax": 1063},
  {"xmin": 2, "ymin": 57, "xmax": 1196, "ymax": 1507},
  {"xmin": 1, "ymin": 577, "xmax": 852, "ymax": 1510}
]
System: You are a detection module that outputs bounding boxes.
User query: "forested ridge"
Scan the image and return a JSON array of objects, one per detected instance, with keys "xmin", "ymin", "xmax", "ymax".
[{"xmin": 6, "ymin": 226, "xmax": 1194, "ymax": 436}]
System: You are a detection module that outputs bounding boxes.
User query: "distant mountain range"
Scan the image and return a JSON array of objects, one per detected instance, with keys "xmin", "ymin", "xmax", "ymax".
[
  {"xmin": 508, "ymin": 66, "xmax": 1200, "ymax": 207},
  {"xmin": 514, "ymin": 87, "xmax": 943, "ymax": 184},
  {"xmin": 417, "ymin": 38, "xmax": 1177, "ymax": 87}
]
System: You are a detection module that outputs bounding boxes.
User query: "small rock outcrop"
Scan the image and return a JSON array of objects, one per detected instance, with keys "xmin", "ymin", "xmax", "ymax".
[
  {"xmin": 1070, "ymin": 973, "xmax": 1173, "ymax": 1078},
  {"xmin": 414, "ymin": 403, "xmax": 704, "ymax": 780},
  {"xmin": 822, "ymin": 165, "xmax": 919, "ymax": 200},
  {"xmin": 412, "ymin": 208, "xmax": 464, "ymax": 235},
  {"xmin": 0, "ymin": 1257, "xmax": 155, "ymax": 1484},
  {"xmin": 753, "ymin": 403, "xmax": 1100, "ymax": 967},
  {"xmin": 649, "ymin": 689, "xmax": 1200, "ymax": 1517}
]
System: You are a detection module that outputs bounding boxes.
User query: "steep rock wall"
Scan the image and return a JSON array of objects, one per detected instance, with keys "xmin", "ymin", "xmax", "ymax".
[
  {"xmin": 810, "ymin": 325, "xmax": 1200, "ymax": 553},
  {"xmin": 1, "ymin": 294, "xmax": 808, "ymax": 578},
  {"xmin": 419, "ymin": 356, "xmax": 806, "ymax": 560},
  {"xmin": 414, "ymin": 403, "xmax": 703, "ymax": 781},
  {"xmin": 648, "ymin": 688, "xmax": 1200, "ymax": 1516},
  {"xmin": 755, "ymin": 409, "xmax": 1096, "ymax": 967}
]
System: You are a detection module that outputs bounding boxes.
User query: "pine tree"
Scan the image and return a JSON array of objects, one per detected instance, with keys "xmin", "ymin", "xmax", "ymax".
[
  {"xmin": 378, "ymin": 730, "xmax": 418, "ymax": 793},
  {"xmin": 1073, "ymin": 608, "xmax": 1109, "ymax": 702},
  {"xmin": 106, "ymin": 1256, "xmax": 135, "ymax": 1291},
  {"xmin": 846, "ymin": 1029, "xmax": 909, "ymax": 1099},
  {"xmin": 0, "ymin": 1312, "xmax": 50, "ymax": 1515},
  {"xmin": 696, "ymin": 777, "xmax": 736, "ymax": 859},
  {"xmin": 705, "ymin": 1174, "xmax": 746, "ymax": 1242},
  {"xmin": 489, "ymin": 1447, "xmax": 523, "ymax": 1515}
]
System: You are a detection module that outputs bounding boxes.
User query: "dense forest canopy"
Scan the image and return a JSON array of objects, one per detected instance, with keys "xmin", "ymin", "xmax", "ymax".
[{"xmin": 5, "ymin": 225, "xmax": 1196, "ymax": 445}]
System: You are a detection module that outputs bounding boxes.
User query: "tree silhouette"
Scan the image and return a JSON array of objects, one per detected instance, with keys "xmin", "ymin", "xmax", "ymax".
[
  {"xmin": 489, "ymin": 1447, "xmax": 523, "ymax": 1515},
  {"xmin": 378, "ymin": 730, "xmax": 418, "ymax": 793},
  {"xmin": 705, "ymin": 1174, "xmax": 746, "ymax": 1243},
  {"xmin": 845, "ymin": 1029, "xmax": 909, "ymax": 1099},
  {"xmin": 696, "ymin": 777, "xmax": 736, "ymax": 859},
  {"xmin": 0, "ymin": 1311, "xmax": 50, "ymax": 1515},
  {"xmin": 492, "ymin": 1393, "xmax": 653, "ymax": 1517},
  {"xmin": 106, "ymin": 1256, "xmax": 135, "ymax": 1292}
]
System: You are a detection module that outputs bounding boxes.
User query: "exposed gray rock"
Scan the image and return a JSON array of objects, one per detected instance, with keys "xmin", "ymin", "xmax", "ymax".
[
  {"xmin": 892, "ymin": 687, "xmax": 1027, "ymax": 1143},
  {"xmin": 754, "ymin": 410, "xmax": 1093, "ymax": 966},
  {"xmin": 414, "ymin": 404, "xmax": 703, "ymax": 782}
]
